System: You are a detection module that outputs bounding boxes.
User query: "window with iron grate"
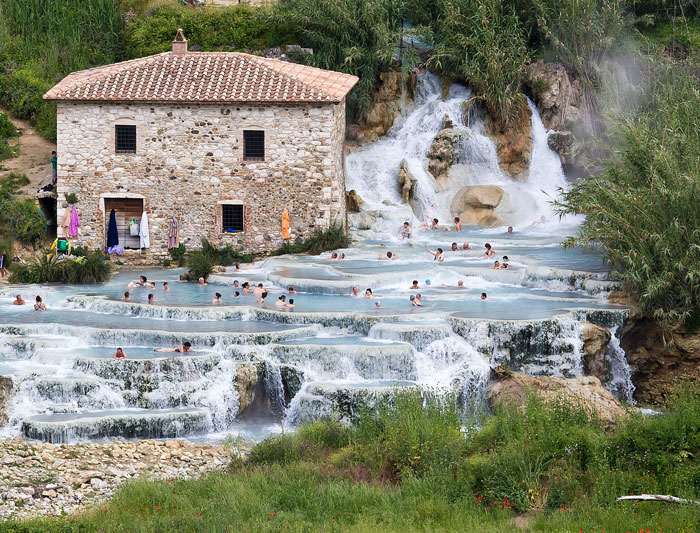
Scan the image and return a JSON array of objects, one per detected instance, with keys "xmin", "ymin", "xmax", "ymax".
[
  {"xmin": 222, "ymin": 204, "xmax": 244, "ymax": 233},
  {"xmin": 243, "ymin": 130, "xmax": 264, "ymax": 161},
  {"xmin": 115, "ymin": 125, "xmax": 136, "ymax": 153}
]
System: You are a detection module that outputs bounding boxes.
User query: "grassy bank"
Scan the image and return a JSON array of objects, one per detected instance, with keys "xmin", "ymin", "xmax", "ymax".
[{"xmin": 4, "ymin": 387, "xmax": 699, "ymax": 532}]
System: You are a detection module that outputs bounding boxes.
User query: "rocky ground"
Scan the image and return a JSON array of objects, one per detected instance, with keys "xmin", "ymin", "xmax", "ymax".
[{"xmin": 0, "ymin": 437, "xmax": 240, "ymax": 520}]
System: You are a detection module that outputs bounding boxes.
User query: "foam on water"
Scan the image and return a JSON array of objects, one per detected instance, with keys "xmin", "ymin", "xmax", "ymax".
[{"xmin": 0, "ymin": 75, "xmax": 635, "ymax": 441}]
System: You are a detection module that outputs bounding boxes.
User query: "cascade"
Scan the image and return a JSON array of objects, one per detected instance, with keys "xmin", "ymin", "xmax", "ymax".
[{"xmin": 0, "ymin": 74, "xmax": 635, "ymax": 442}]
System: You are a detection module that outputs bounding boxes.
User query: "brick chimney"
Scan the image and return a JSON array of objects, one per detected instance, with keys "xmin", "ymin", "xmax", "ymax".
[{"xmin": 172, "ymin": 28, "xmax": 188, "ymax": 54}]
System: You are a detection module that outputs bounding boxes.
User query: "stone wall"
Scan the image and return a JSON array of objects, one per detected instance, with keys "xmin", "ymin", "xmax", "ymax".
[{"xmin": 55, "ymin": 100, "xmax": 348, "ymax": 261}]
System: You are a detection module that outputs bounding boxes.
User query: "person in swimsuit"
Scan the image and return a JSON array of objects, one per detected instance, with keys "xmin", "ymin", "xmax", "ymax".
[
  {"xmin": 288, "ymin": 286, "xmax": 297, "ymax": 294},
  {"xmin": 338, "ymin": 253, "xmax": 345, "ymax": 260},
  {"xmin": 274, "ymin": 295, "xmax": 287, "ymax": 309},
  {"xmin": 490, "ymin": 261, "xmax": 501, "ymax": 269},
  {"xmin": 506, "ymin": 226, "xmax": 514, "ymax": 234},
  {"xmin": 364, "ymin": 288, "xmax": 374, "ymax": 299},
  {"xmin": 128, "ymin": 275, "xmax": 148, "ymax": 288},
  {"xmin": 234, "ymin": 291, "xmax": 240, "ymax": 298},
  {"xmin": 213, "ymin": 292, "xmax": 222, "ymax": 304},
  {"xmin": 379, "ymin": 251, "xmax": 398, "ymax": 260},
  {"xmin": 480, "ymin": 293, "xmax": 488, "ymax": 300},
  {"xmin": 483, "ymin": 243, "xmax": 496, "ymax": 259},
  {"xmin": 350, "ymin": 286, "xmax": 359, "ymax": 297},
  {"xmin": 286, "ymin": 298, "xmax": 295, "ymax": 310},
  {"xmin": 233, "ymin": 280, "xmax": 240, "ymax": 288},
  {"xmin": 462, "ymin": 242, "xmax": 472, "ymax": 249},
  {"xmin": 256, "ymin": 291, "xmax": 268, "ymax": 304},
  {"xmin": 443, "ymin": 217, "xmax": 462, "ymax": 232},
  {"xmin": 13, "ymin": 295, "xmax": 25, "ymax": 305},
  {"xmin": 398, "ymin": 222, "xmax": 412, "ymax": 240},
  {"xmin": 198, "ymin": 277, "xmax": 207, "ymax": 286},
  {"xmin": 34, "ymin": 296, "xmax": 46, "ymax": 311},
  {"xmin": 410, "ymin": 280, "xmax": 419, "ymax": 290},
  {"xmin": 410, "ymin": 295, "xmax": 422, "ymax": 306},
  {"xmin": 114, "ymin": 348, "xmax": 128, "ymax": 360},
  {"xmin": 156, "ymin": 342, "xmax": 192, "ymax": 353},
  {"xmin": 418, "ymin": 218, "xmax": 440, "ymax": 230},
  {"xmin": 163, "ymin": 282, "xmax": 169, "ymax": 291},
  {"xmin": 148, "ymin": 293, "xmax": 155, "ymax": 303},
  {"xmin": 451, "ymin": 242, "xmax": 459, "ymax": 251},
  {"xmin": 329, "ymin": 252, "xmax": 338, "ymax": 259},
  {"xmin": 425, "ymin": 244, "xmax": 445, "ymax": 262},
  {"xmin": 242, "ymin": 282, "xmax": 252, "ymax": 294},
  {"xmin": 123, "ymin": 291, "xmax": 130, "ymax": 301},
  {"xmin": 373, "ymin": 300, "xmax": 383, "ymax": 309},
  {"xmin": 253, "ymin": 283, "xmax": 265, "ymax": 296}
]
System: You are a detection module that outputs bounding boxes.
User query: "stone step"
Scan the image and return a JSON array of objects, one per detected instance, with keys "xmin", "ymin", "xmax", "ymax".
[{"xmin": 22, "ymin": 408, "xmax": 210, "ymax": 443}]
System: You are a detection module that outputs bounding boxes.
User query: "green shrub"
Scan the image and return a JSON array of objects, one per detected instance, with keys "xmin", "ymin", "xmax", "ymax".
[
  {"xmin": 64, "ymin": 192, "xmax": 79, "ymax": 205},
  {"xmin": 9, "ymin": 250, "xmax": 111, "ymax": 284},
  {"xmin": 185, "ymin": 249, "xmax": 215, "ymax": 281},
  {"xmin": 124, "ymin": 4, "xmax": 295, "ymax": 58},
  {"xmin": 168, "ymin": 243, "xmax": 186, "ymax": 266},
  {"xmin": 271, "ymin": 223, "xmax": 349, "ymax": 256},
  {"xmin": 0, "ymin": 112, "xmax": 18, "ymax": 161},
  {"xmin": 200, "ymin": 238, "xmax": 251, "ymax": 266},
  {"xmin": 425, "ymin": 0, "xmax": 530, "ymax": 125},
  {"xmin": 269, "ymin": 0, "xmax": 409, "ymax": 119},
  {"xmin": 0, "ymin": 173, "xmax": 44, "ymax": 244},
  {"xmin": 554, "ymin": 65, "xmax": 700, "ymax": 329}
]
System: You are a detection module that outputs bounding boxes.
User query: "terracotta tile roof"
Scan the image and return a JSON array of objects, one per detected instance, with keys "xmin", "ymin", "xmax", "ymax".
[{"xmin": 44, "ymin": 52, "xmax": 358, "ymax": 104}]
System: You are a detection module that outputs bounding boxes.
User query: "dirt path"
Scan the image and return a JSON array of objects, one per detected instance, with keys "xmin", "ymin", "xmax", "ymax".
[{"xmin": 0, "ymin": 110, "xmax": 56, "ymax": 198}]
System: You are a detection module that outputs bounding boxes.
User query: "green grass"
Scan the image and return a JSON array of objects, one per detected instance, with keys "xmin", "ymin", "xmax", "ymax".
[
  {"xmin": 4, "ymin": 386, "xmax": 699, "ymax": 532},
  {"xmin": 0, "ymin": 172, "xmax": 44, "ymax": 246},
  {"xmin": 0, "ymin": 112, "xmax": 19, "ymax": 161}
]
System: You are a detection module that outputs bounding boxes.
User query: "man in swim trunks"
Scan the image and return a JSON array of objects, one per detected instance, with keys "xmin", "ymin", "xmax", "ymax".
[
  {"xmin": 114, "ymin": 347, "xmax": 128, "ymax": 360},
  {"xmin": 379, "ymin": 251, "xmax": 398, "ymax": 260},
  {"xmin": 156, "ymin": 342, "xmax": 192, "ymax": 353},
  {"xmin": 254, "ymin": 283, "xmax": 265, "ymax": 296},
  {"xmin": 410, "ymin": 280, "xmax": 419, "ymax": 290},
  {"xmin": 398, "ymin": 222, "xmax": 412, "ymax": 240},
  {"xmin": 443, "ymin": 217, "xmax": 462, "ymax": 232},
  {"xmin": 13, "ymin": 295, "xmax": 25, "ymax": 305}
]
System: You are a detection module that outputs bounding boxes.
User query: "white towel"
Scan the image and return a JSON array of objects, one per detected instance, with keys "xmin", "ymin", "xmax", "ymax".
[{"xmin": 139, "ymin": 211, "xmax": 150, "ymax": 249}]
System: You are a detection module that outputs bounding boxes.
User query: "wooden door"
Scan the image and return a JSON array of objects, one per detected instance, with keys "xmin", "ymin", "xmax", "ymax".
[{"xmin": 104, "ymin": 198, "xmax": 144, "ymax": 249}]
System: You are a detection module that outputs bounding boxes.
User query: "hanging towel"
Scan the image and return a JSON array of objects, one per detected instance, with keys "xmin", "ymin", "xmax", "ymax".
[
  {"xmin": 168, "ymin": 216, "xmax": 179, "ymax": 249},
  {"xmin": 69, "ymin": 205, "xmax": 81, "ymax": 237},
  {"xmin": 61, "ymin": 207, "xmax": 71, "ymax": 239},
  {"xmin": 139, "ymin": 211, "xmax": 150, "ymax": 249},
  {"xmin": 107, "ymin": 209, "xmax": 119, "ymax": 248},
  {"xmin": 281, "ymin": 207, "xmax": 290, "ymax": 240}
]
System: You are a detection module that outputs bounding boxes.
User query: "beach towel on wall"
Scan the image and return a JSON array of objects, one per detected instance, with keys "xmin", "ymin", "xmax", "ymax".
[
  {"xmin": 69, "ymin": 205, "xmax": 81, "ymax": 237},
  {"xmin": 139, "ymin": 211, "xmax": 150, "ymax": 249},
  {"xmin": 168, "ymin": 216, "xmax": 179, "ymax": 249}
]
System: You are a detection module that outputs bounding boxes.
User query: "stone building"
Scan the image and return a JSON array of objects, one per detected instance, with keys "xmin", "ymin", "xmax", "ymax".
[{"xmin": 44, "ymin": 31, "xmax": 358, "ymax": 261}]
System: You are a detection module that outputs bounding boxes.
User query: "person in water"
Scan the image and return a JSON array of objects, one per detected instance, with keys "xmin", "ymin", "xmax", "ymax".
[
  {"xmin": 480, "ymin": 292, "xmax": 488, "ymax": 300},
  {"xmin": 490, "ymin": 260, "xmax": 501, "ymax": 269},
  {"xmin": 506, "ymin": 226, "xmax": 514, "ymax": 234},
  {"xmin": 462, "ymin": 242, "xmax": 472, "ymax": 249},
  {"xmin": 213, "ymin": 292, "xmax": 223, "ymax": 305},
  {"xmin": 256, "ymin": 291, "xmax": 268, "ymax": 304},
  {"xmin": 410, "ymin": 280, "xmax": 419, "ymax": 290},
  {"xmin": 415, "ymin": 293, "xmax": 423, "ymax": 305},
  {"xmin": 398, "ymin": 222, "xmax": 412, "ymax": 240},
  {"xmin": 441, "ymin": 280, "xmax": 465, "ymax": 288},
  {"xmin": 451, "ymin": 242, "xmax": 459, "ymax": 251},
  {"xmin": 242, "ymin": 282, "xmax": 252, "ymax": 294},
  {"xmin": 163, "ymin": 282, "xmax": 169, "ymax": 291},
  {"xmin": 425, "ymin": 244, "xmax": 445, "ymax": 262},
  {"xmin": 156, "ymin": 341, "xmax": 192, "ymax": 353},
  {"xmin": 443, "ymin": 217, "xmax": 462, "ymax": 232},
  {"xmin": 483, "ymin": 243, "xmax": 496, "ymax": 259},
  {"xmin": 410, "ymin": 295, "xmax": 422, "ymax": 307},
  {"xmin": 34, "ymin": 296, "xmax": 46, "ymax": 311},
  {"xmin": 275, "ymin": 295, "xmax": 287, "ymax": 309},
  {"xmin": 114, "ymin": 347, "xmax": 128, "ymax": 360},
  {"xmin": 286, "ymin": 298, "xmax": 295, "ymax": 310},
  {"xmin": 233, "ymin": 291, "xmax": 240, "ymax": 298},
  {"xmin": 13, "ymin": 294, "xmax": 25, "ymax": 305},
  {"xmin": 338, "ymin": 253, "xmax": 345, "ymax": 260},
  {"xmin": 379, "ymin": 251, "xmax": 398, "ymax": 260},
  {"xmin": 530, "ymin": 215, "xmax": 548, "ymax": 226},
  {"xmin": 288, "ymin": 286, "xmax": 297, "ymax": 294},
  {"xmin": 149, "ymin": 282, "xmax": 156, "ymax": 290},
  {"xmin": 373, "ymin": 300, "xmax": 383, "ymax": 309},
  {"xmin": 330, "ymin": 252, "xmax": 338, "ymax": 259},
  {"xmin": 364, "ymin": 288, "xmax": 374, "ymax": 299},
  {"xmin": 233, "ymin": 280, "xmax": 240, "ymax": 288},
  {"xmin": 198, "ymin": 277, "xmax": 207, "ymax": 286},
  {"xmin": 350, "ymin": 286, "xmax": 359, "ymax": 297},
  {"xmin": 418, "ymin": 218, "xmax": 440, "ymax": 230},
  {"xmin": 123, "ymin": 291, "xmax": 130, "ymax": 301},
  {"xmin": 128, "ymin": 275, "xmax": 148, "ymax": 288},
  {"xmin": 502, "ymin": 256, "xmax": 509, "ymax": 268},
  {"xmin": 253, "ymin": 283, "xmax": 265, "ymax": 296},
  {"xmin": 148, "ymin": 293, "xmax": 155, "ymax": 303}
]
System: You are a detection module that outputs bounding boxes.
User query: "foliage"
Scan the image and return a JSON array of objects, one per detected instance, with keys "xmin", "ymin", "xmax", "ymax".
[
  {"xmin": 184, "ymin": 249, "xmax": 214, "ymax": 281},
  {"xmin": 9, "ymin": 250, "xmax": 111, "ymax": 284},
  {"xmin": 531, "ymin": 0, "xmax": 636, "ymax": 89},
  {"xmin": 185, "ymin": 239, "xmax": 252, "ymax": 280},
  {"xmin": 5, "ymin": 384, "xmax": 700, "ymax": 531},
  {"xmin": 271, "ymin": 223, "xmax": 349, "ymax": 256},
  {"xmin": 0, "ymin": 0, "xmax": 124, "ymax": 141},
  {"xmin": 64, "ymin": 193, "xmax": 79, "ymax": 205},
  {"xmin": 269, "ymin": 0, "xmax": 409, "ymax": 119},
  {"xmin": 0, "ymin": 112, "xmax": 18, "ymax": 161},
  {"xmin": 0, "ymin": 173, "xmax": 44, "ymax": 245},
  {"xmin": 124, "ymin": 4, "xmax": 296, "ymax": 58},
  {"xmin": 554, "ymin": 65, "xmax": 700, "ymax": 330},
  {"xmin": 168, "ymin": 243, "xmax": 186, "ymax": 267},
  {"xmin": 426, "ymin": 0, "xmax": 530, "ymax": 125}
]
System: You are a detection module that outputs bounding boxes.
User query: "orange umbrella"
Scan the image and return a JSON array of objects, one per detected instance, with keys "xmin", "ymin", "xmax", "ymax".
[{"xmin": 281, "ymin": 208, "xmax": 290, "ymax": 240}]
